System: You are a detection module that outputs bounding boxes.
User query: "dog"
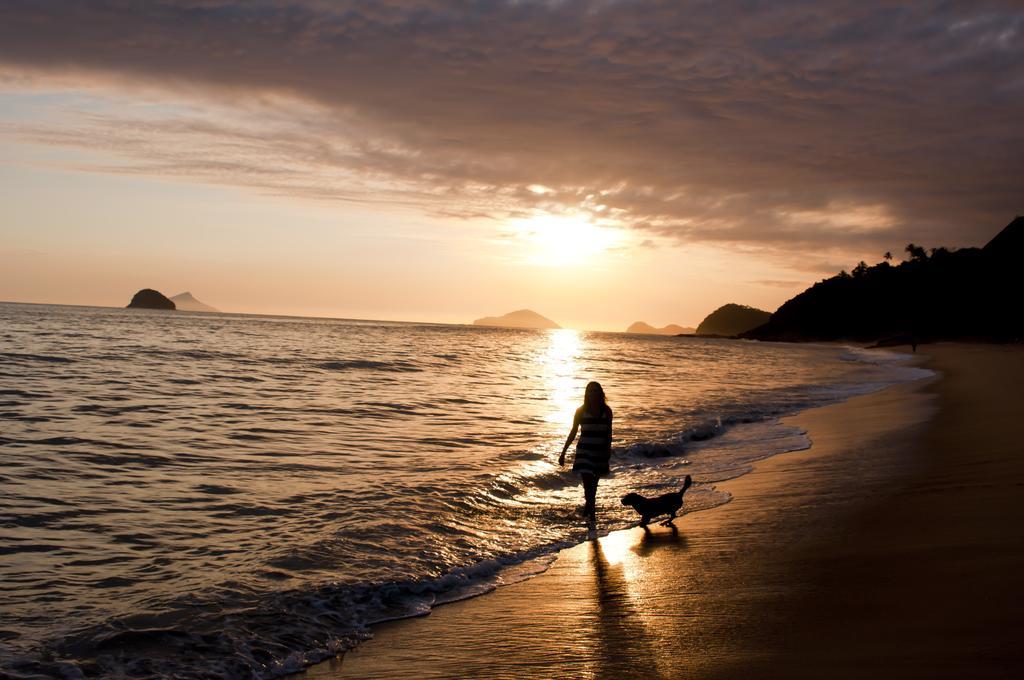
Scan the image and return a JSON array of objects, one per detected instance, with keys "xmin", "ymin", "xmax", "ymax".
[{"xmin": 621, "ymin": 475, "xmax": 693, "ymax": 528}]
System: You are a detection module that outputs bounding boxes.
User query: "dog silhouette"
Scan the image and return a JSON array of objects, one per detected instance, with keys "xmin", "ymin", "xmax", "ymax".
[{"xmin": 620, "ymin": 475, "xmax": 693, "ymax": 528}]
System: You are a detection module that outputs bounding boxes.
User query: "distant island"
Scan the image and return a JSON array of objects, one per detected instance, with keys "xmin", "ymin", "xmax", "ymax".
[
  {"xmin": 473, "ymin": 309, "xmax": 560, "ymax": 329},
  {"xmin": 696, "ymin": 304, "xmax": 771, "ymax": 336},
  {"xmin": 743, "ymin": 216, "xmax": 1023, "ymax": 343},
  {"xmin": 171, "ymin": 292, "xmax": 219, "ymax": 313},
  {"xmin": 627, "ymin": 321, "xmax": 696, "ymax": 335},
  {"xmin": 126, "ymin": 289, "xmax": 175, "ymax": 310}
]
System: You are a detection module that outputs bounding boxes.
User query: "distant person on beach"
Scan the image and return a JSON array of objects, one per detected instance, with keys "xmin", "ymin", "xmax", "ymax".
[{"xmin": 559, "ymin": 381, "xmax": 613, "ymax": 520}]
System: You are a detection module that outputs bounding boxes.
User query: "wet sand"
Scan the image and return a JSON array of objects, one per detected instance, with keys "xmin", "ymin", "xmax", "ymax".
[
  {"xmin": 300, "ymin": 343, "xmax": 1024, "ymax": 679},
  {"xmin": 764, "ymin": 343, "xmax": 1024, "ymax": 678}
]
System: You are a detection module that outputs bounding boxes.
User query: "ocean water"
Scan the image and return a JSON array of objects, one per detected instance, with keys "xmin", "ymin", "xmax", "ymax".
[{"xmin": 0, "ymin": 302, "xmax": 930, "ymax": 678}]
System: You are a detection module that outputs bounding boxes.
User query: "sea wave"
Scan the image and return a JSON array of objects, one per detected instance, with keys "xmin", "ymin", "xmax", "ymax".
[
  {"xmin": 316, "ymin": 359, "xmax": 424, "ymax": 373},
  {"xmin": 0, "ymin": 303, "xmax": 933, "ymax": 679},
  {"xmin": 0, "ymin": 413, "xmax": 812, "ymax": 680}
]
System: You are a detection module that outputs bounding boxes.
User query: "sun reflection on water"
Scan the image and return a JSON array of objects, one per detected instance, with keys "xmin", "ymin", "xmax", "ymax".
[
  {"xmin": 541, "ymin": 328, "xmax": 584, "ymax": 427},
  {"xmin": 509, "ymin": 328, "xmax": 586, "ymax": 495}
]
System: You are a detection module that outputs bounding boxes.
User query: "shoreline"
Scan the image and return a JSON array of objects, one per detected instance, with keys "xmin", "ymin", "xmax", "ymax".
[{"xmin": 297, "ymin": 345, "xmax": 977, "ymax": 678}]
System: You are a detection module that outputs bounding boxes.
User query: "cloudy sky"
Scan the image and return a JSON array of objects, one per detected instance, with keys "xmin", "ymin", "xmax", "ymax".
[{"xmin": 1, "ymin": 1, "xmax": 1021, "ymax": 329}]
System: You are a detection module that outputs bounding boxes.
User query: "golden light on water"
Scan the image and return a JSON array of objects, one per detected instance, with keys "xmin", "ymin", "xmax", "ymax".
[
  {"xmin": 541, "ymin": 328, "xmax": 583, "ymax": 426},
  {"xmin": 507, "ymin": 329, "xmax": 585, "ymax": 490}
]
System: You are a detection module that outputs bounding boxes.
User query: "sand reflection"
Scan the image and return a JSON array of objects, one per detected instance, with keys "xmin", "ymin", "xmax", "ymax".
[
  {"xmin": 633, "ymin": 523, "xmax": 686, "ymax": 558},
  {"xmin": 583, "ymin": 535, "xmax": 663, "ymax": 679}
]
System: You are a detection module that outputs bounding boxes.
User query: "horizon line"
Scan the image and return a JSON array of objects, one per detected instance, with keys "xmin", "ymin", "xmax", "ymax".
[{"xmin": 0, "ymin": 299, "xmax": 709, "ymax": 334}]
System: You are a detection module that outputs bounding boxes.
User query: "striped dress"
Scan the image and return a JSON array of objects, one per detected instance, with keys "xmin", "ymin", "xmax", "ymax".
[{"xmin": 572, "ymin": 405, "xmax": 612, "ymax": 477}]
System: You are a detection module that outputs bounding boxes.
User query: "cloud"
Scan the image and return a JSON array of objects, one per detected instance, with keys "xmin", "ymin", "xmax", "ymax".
[
  {"xmin": 1, "ymin": 0, "xmax": 1022, "ymax": 259},
  {"xmin": 749, "ymin": 279, "xmax": 814, "ymax": 289}
]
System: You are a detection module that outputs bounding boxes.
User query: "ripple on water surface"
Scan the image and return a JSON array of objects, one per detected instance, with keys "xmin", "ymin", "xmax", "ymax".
[{"xmin": 0, "ymin": 302, "xmax": 930, "ymax": 678}]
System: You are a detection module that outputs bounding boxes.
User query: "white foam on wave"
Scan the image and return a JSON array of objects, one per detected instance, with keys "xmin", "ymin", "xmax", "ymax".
[
  {"xmin": 0, "ymin": 303, "xmax": 943, "ymax": 680},
  {"xmin": 835, "ymin": 345, "xmax": 936, "ymax": 390}
]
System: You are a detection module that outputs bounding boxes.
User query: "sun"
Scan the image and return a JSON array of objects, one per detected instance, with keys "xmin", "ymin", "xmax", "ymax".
[{"xmin": 510, "ymin": 212, "xmax": 623, "ymax": 267}]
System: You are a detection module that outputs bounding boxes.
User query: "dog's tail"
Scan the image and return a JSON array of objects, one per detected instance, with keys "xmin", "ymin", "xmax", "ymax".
[{"xmin": 679, "ymin": 474, "xmax": 693, "ymax": 496}]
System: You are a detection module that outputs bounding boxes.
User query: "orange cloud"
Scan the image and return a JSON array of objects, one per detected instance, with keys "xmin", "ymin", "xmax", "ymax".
[{"xmin": 1, "ymin": 0, "xmax": 1021, "ymax": 259}]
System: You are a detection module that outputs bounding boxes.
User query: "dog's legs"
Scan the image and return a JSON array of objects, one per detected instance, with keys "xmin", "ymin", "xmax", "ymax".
[
  {"xmin": 639, "ymin": 515, "xmax": 650, "ymax": 528},
  {"xmin": 660, "ymin": 512, "xmax": 676, "ymax": 526}
]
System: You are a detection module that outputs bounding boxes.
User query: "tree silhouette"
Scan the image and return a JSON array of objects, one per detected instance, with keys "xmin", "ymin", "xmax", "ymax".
[
  {"xmin": 884, "ymin": 251, "xmax": 893, "ymax": 261},
  {"xmin": 742, "ymin": 216, "xmax": 1023, "ymax": 343},
  {"xmin": 905, "ymin": 243, "xmax": 928, "ymax": 261}
]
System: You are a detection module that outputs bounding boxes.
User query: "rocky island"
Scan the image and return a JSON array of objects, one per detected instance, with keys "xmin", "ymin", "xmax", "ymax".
[
  {"xmin": 626, "ymin": 321, "xmax": 696, "ymax": 335},
  {"xmin": 171, "ymin": 292, "xmax": 219, "ymax": 313},
  {"xmin": 473, "ymin": 309, "xmax": 560, "ymax": 330},
  {"xmin": 696, "ymin": 303, "xmax": 770, "ymax": 336},
  {"xmin": 126, "ymin": 289, "xmax": 176, "ymax": 310}
]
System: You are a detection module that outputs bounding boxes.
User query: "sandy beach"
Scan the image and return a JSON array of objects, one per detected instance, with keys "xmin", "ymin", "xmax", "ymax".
[{"xmin": 299, "ymin": 343, "xmax": 1024, "ymax": 679}]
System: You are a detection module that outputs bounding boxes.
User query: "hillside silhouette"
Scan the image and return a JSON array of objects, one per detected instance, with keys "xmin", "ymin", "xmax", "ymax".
[
  {"xmin": 627, "ymin": 321, "xmax": 695, "ymax": 335},
  {"xmin": 696, "ymin": 304, "xmax": 771, "ymax": 336},
  {"xmin": 473, "ymin": 309, "xmax": 560, "ymax": 329},
  {"xmin": 171, "ymin": 292, "xmax": 219, "ymax": 313},
  {"xmin": 743, "ymin": 217, "xmax": 1023, "ymax": 342}
]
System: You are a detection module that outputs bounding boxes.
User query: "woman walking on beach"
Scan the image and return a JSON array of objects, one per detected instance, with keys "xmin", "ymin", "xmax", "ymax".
[{"xmin": 559, "ymin": 381, "xmax": 613, "ymax": 520}]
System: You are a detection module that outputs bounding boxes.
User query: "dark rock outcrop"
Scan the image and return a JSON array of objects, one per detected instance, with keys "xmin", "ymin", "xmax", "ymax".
[
  {"xmin": 743, "ymin": 216, "xmax": 1023, "ymax": 342},
  {"xmin": 127, "ymin": 289, "xmax": 176, "ymax": 310},
  {"xmin": 473, "ymin": 309, "xmax": 560, "ymax": 329},
  {"xmin": 696, "ymin": 304, "xmax": 771, "ymax": 336}
]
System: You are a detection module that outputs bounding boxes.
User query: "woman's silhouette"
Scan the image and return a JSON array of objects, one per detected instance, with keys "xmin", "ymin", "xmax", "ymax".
[{"xmin": 559, "ymin": 381, "xmax": 613, "ymax": 520}]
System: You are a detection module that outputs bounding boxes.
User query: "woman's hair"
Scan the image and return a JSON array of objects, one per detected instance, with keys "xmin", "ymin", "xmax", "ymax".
[{"xmin": 583, "ymin": 381, "xmax": 609, "ymax": 415}]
